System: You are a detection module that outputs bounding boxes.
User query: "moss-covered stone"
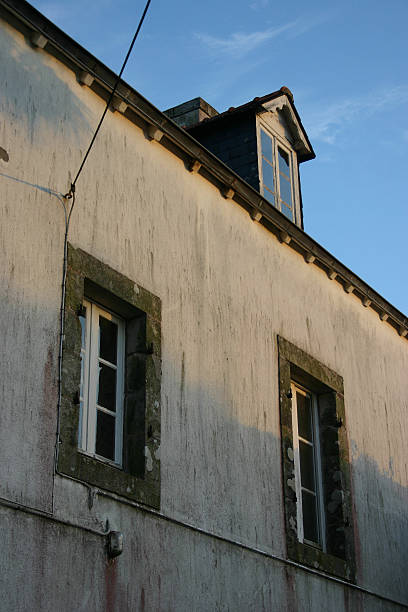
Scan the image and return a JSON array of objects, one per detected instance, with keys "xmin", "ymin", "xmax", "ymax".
[
  {"xmin": 278, "ymin": 335, "xmax": 356, "ymax": 582},
  {"xmin": 58, "ymin": 244, "xmax": 161, "ymax": 509}
]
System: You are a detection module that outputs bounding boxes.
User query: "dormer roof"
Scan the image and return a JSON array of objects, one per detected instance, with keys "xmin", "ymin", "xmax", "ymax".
[{"xmin": 187, "ymin": 87, "xmax": 315, "ymax": 163}]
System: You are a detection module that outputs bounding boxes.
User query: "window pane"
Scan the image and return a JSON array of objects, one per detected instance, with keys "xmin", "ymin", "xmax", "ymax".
[
  {"xmin": 299, "ymin": 440, "xmax": 316, "ymax": 492},
  {"xmin": 97, "ymin": 363, "xmax": 117, "ymax": 411},
  {"xmin": 278, "ymin": 147, "xmax": 290, "ymax": 179},
  {"xmin": 95, "ymin": 410, "xmax": 115, "ymax": 460},
  {"xmin": 261, "ymin": 129, "xmax": 273, "ymax": 161},
  {"xmin": 262, "ymin": 158, "xmax": 274, "ymax": 192},
  {"xmin": 263, "ymin": 188, "xmax": 275, "ymax": 206},
  {"xmin": 281, "ymin": 203, "xmax": 293, "ymax": 221},
  {"xmin": 297, "ymin": 392, "xmax": 312, "ymax": 441},
  {"xmin": 302, "ymin": 490, "xmax": 319, "ymax": 544},
  {"xmin": 99, "ymin": 315, "xmax": 118, "ymax": 364},
  {"xmin": 279, "ymin": 175, "xmax": 293, "ymax": 208}
]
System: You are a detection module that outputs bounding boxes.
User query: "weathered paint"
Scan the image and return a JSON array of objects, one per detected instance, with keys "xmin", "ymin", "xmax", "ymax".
[{"xmin": 0, "ymin": 13, "xmax": 408, "ymax": 611}]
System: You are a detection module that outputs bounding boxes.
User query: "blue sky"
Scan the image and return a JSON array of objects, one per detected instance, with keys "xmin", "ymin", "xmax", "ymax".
[{"xmin": 32, "ymin": 0, "xmax": 408, "ymax": 313}]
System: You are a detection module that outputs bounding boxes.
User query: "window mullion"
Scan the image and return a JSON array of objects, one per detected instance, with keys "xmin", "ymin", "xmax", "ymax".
[
  {"xmin": 273, "ymin": 139, "xmax": 280, "ymax": 210},
  {"xmin": 289, "ymin": 150, "xmax": 297, "ymax": 224}
]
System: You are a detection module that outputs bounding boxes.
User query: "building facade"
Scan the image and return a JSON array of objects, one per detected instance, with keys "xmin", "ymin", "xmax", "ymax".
[{"xmin": 0, "ymin": 1, "xmax": 407, "ymax": 610}]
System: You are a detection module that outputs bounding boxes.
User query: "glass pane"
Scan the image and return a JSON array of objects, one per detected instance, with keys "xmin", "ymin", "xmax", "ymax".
[
  {"xmin": 279, "ymin": 175, "xmax": 292, "ymax": 207},
  {"xmin": 302, "ymin": 490, "xmax": 319, "ymax": 544},
  {"xmin": 97, "ymin": 363, "xmax": 117, "ymax": 411},
  {"xmin": 262, "ymin": 158, "xmax": 274, "ymax": 192},
  {"xmin": 281, "ymin": 203, "xmax": 293, "ymax": 221},
  {"xmin": 99, "ymin": 315, "xmax": 118, "ymax": 364},
  {"xmin": 278, "ymin": 147, "xmax": 290, "ymax": 178},
  {"xmin": 261, "ymin": 129, "xmax": 273, "ymax": 161},
  {"xmin": 263, "ymin": 187, "xmax": 275, "ymax": 206},
  {"xmin": 300, "ymin": 440, "xmax": 316, "ymax": 492},
  {"xmin": 297, "ymin": 392, "xmax": 312, "ymax": 440},
  {"xmin": 95, "ymin": 410, "xmax": 115, "ymax": 461},
  {"xmin": 79, "ymin": 307, "xmax": 87, "ymax": 348}
]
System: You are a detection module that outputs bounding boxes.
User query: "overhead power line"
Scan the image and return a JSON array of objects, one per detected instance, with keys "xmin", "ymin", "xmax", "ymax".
[{"xmin": 65, "ymin": 0, "xmax": 152, "ymax": 198}]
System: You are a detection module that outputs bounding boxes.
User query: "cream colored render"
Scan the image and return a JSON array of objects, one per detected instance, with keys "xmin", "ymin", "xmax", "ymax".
[{"xmin": 1, "ymin": 16, "xmax": 407, "ymax": 611}]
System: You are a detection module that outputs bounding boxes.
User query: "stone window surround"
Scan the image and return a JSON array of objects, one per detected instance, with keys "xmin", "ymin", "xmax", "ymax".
[
  {"xmin": 58, "ymin": 244, "xmax": 161, "ymax": 509},
  {"xmin": 278, "ymin": 336, "xmax": 356, "ymax": 581}
]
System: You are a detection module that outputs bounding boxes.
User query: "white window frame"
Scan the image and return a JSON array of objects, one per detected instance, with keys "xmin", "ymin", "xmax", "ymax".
[
  {"xmin": 78, "ymin": 299, "xmax": 125, "ymax": 467},
  {"xmin": 256, "ymin": 118, "xmax": 300, "ymax": 224},
  {"xmin": 291, "ymin": 382, "xmax": 326, "ymax": 551}
]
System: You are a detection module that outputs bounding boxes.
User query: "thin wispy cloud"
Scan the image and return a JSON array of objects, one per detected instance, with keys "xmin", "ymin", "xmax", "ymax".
[
  {"xmin": 305, "ymin": 86, "xmax": 408, "ymax": 145},
  {"xmin": 196, "ymin": 14, "xmax": 331, "ymax": 59},
  {"xmin": 196, "ymin": 22, "xmax": 295, "ymax": 58},
  {"xmin": 250, "ymin": 0, "xmax": 269, "ymax": 11}
]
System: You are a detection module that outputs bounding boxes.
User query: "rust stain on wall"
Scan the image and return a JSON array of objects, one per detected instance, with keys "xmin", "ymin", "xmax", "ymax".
[
  {"xmin": 105, "ymin": 560, "xmax": 117, "ymax": 612},
  {"xmin": 284, "ymin": 566, "xmax": 297, "ymax": 611}
]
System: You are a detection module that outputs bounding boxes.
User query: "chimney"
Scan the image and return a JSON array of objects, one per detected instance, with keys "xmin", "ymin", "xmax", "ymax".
[{"xmin": 164, "ymin": 97, "xmax": 218, "ymax": 129}]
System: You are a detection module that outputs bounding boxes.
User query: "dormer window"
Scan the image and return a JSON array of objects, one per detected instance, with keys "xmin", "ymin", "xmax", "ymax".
[
  {"xmin": 176, "ymin": 88, "xmax": 315, "ymax": 230},
  {"xmin": 258, "ymin": 125, "xmax": 297, "ymax": 223}
]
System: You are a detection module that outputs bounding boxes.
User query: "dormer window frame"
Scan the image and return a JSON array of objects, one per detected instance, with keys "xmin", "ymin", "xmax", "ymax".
[{"xmin": 256, "ymin": 116, "xmax": 301, "ymax": 225}]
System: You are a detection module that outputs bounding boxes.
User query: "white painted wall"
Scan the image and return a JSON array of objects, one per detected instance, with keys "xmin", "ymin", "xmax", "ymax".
[{"xmin": 1, "ymin": 18, "xmax": 407, "ymax": 611}]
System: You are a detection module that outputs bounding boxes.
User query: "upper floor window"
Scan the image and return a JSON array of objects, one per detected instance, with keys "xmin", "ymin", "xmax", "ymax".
[
  {"xmin": 259, "ymin": 126, "xmax": 297, "ymax": 223},
  {"xmin": 78, "ymin": 300, "xmax": 125, "ymax": 466}
]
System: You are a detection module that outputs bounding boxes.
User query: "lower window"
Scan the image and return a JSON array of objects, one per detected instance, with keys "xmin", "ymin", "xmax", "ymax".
[
  {"xmin": 58, "ymin": 245, "xmax": 161, "ymax": 508},
  {"xmin": 278, "ymin": 336, "xmax": 356, "ymax": 581}
]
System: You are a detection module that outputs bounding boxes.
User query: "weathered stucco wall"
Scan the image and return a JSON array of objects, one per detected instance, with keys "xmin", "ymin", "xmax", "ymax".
[{"xmin": 1, "ymin": 17, "xmax": 407, "ymax": 611}]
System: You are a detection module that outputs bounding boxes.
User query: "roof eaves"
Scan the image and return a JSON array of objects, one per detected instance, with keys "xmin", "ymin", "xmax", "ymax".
[{"xmin": 0, "ymin": 0, "xmax": 405, "ymax": 336}]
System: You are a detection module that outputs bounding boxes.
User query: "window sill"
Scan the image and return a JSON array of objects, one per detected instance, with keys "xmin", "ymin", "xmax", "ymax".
[
  {"xmin": 59, "ymin": 444, "xmax": 160, "ymax": 509},
  {"xmin": 289, "ymin": 540, "xmax": 355, "ymax": 582},
  {"xmin": 77, "ymin": 449, "xmax": 123, "ymax": 470}
]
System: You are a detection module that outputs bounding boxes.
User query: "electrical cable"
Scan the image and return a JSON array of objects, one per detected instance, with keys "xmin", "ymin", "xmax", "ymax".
[
  {"xmin": 54, "ymin": 189, "xmax": 76, "ymax": 480},
  {"xmin": 54, "ymin": 0, "xmax": 152, "ymax": 514},
  {"xmin": 56, "ymin": 0, "xmax": 152, "ymax": 474},
  {"xmin": 64, "ymin": 0, "xmax": 151, "ymax": 199}
]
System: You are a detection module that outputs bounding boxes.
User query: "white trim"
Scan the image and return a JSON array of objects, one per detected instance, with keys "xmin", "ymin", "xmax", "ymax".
[
  {"xmin": 291, "ymin": 383, "xmax": 304, "ymax": 543},
  {"xmin": 256, "ymin": 117, "xmax": 300, "ymax": 225},
  {"xmin": 78, "ymin": 299, "xmax": 92, "ymax": 452},
  {"xmin": 260, "ymin": 95, "xmax": 312, "ymax": 158},
  {"xmin": 291, "ymin": 383, "xmax": 326, "ymax": 550},
  {"xmin": 78, "ymin": 300, "xmax": 125, "ymax": 466}
]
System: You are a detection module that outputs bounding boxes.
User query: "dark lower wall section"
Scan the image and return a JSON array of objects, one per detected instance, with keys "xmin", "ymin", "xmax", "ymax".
[{"xmin": 0, "ymin": 503, "xmax": 404, "ymax": 612}]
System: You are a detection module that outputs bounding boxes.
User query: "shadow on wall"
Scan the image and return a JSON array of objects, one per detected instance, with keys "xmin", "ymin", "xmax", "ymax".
[
  {"xmin": 1, "ymin": 257, "xmax": 408, "ymax": 609},
  {"xmin": 349, "ymin": 450, "xmax": 408, "ymax": 599},
  {"xmin": 160, "ymin": 346, "xmax": 408, "ymax": 606},
  {"xmin": 97, "ymin": 417, "xmax": 408, "ymax": 611}
]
